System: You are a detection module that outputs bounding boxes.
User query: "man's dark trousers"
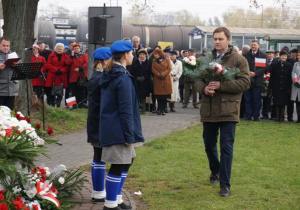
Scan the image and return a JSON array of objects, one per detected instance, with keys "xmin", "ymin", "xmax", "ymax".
[
  {"xmin": 0, "ymin": 96, "xmax": 15, "ymax": 110},
  {"xmin": 244, "ymin": 86, "xmax": 261, "ymax": 119},
  {"xmin": 203, "ymin": 122, "xmax": 236, "ymax": 189}
]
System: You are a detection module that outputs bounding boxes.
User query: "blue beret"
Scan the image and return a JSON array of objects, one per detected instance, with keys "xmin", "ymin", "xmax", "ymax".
[
  {"xmin": 163, "ymin": 47, "xmax": 171, "ymax": 53},
  {"xmin": 93, "ymin": 47, "xmax": 112, "ymax": 60},
  {"xmin": 170, "ymin": 50, "xmax": 177, "ymax": 55},
  {"xmin": 110, "ymin": 40, "xmax": 133, "ymax": 55}
]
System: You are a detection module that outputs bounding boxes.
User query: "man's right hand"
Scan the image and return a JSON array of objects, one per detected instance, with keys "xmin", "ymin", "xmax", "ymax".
[{"xmin": 0, "ymin": 64, "xmax": 5, "ymax": 70}]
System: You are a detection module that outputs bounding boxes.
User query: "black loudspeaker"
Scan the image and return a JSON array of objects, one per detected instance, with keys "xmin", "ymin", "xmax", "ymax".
[{"xmin": 89, "ymin": 17, "xmax": 107, "ymax": 44}]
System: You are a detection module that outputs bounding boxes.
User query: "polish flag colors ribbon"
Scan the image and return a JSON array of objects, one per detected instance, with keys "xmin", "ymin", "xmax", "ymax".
[{"xmin": 36, "ymin": 181, "xmax": 60, "ymax": 207}]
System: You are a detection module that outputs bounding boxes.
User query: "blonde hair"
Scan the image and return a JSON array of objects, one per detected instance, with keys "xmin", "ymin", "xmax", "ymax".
[
  {"xmin": 54, "ymin": 43, "xmax": 64, "ymax": 52},
  {"xmin": 105, "ymin": 54, "xmax": 124, "ymax": 72}
]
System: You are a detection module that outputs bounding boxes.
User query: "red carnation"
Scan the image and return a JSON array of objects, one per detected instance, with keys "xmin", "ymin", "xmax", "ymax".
[
  {"xmin": 0, "ymin": 204, "xmax": 8, "ymax": 210},
  {"xmin": 36, "ymin": 123, "xmax": 41, "ymax": 129},
  {"xmin": 13, "ymin": 201, "xmax": 23, "ymax": 210},
  {"xmin": 0, "ymin": 193, "xmax": 4, "ymax": 201},
  {"xmin": 19, "ymin": 117, "xmax": 26, "ymax": 121},
  {"xmin": 15, "ymin": 113, "xmax": 20, "ymax": 117},
  {"xmin": 32, "ymin": 205, "xmax": 39, "ymax": 210},
  {"xmin": 39, "ymin": 169, "xmax": 46, "ymax": 175},
  {"xmin": 47, "ymin": 126, "xmax": 53, "ymax": 135},
  {"xmin": 26, "ymin": 117, "xmax": 30, "ymax": 123}
]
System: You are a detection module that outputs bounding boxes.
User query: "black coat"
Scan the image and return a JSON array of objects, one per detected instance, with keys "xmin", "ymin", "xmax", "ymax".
[
  {"xmin": 243, "ymin": 49, "xmax": 267, "ymax": 87},
  {"xmin": 86, "ymin": 70, "xmax": 103, "ymax": 143},
  {"xmin": 131, "ymin": 59, "xmax": 151, "ymax": 98},
  {"xmin": 269, "ymin": 60, "xmax": 292, "ymax": 106}
]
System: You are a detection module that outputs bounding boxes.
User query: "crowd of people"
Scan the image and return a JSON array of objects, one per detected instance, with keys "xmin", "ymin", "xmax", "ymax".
[
  {"xmin": 0, "ymin": 26, "xmax": 299, "ymax": 206},
  {"xmin": 1, "ymin": 34, "xmax": 298, "ymax": 122}
]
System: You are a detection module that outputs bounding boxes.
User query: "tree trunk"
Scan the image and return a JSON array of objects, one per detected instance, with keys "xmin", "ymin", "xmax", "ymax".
[{"xmin": 2, "ymin": 0, "xmax": 39, "ymax": 113}]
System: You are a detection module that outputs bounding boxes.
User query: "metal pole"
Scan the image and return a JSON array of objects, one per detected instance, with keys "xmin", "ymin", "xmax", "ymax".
[
  {"xmin": 261, "ymin": 5, "xmax": 263, "ymax": 28},
  {"xmin": 281, "ymin": 5, "xmax": 284, "ymax": 29}
]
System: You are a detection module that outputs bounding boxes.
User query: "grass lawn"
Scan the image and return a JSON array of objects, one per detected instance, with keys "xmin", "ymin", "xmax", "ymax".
[
  {"xmin": 30, "ymin": 106, "xmax": 88, "ymax": 134},
  {"xmin": 127, "ymin": 120, "xmax": 300, "ymax": 209}
]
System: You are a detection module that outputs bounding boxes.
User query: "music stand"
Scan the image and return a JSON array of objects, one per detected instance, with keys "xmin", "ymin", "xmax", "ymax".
[{"xmin": 11, "ymin": 63, "xmax": 43, "ymax": 116}]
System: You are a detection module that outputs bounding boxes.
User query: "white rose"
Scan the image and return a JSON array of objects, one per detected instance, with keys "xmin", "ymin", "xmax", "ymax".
[
  {"xmin": 58, "ymin": 177, "xmax": 65, "ymax": 184},
  {"xmin": 0, "ymin": 106, "xmax": 11, "ymax": 116},
  {"xmin": 0, "ymin": 130, "xmax": 6, "ymax": 137},
  {"xmin": 190, "ymin": 56, "xmax": 196, "ymax": 61},
  {"xmin": 183, "ymin": 57, "xmax": 189, "ymax": 63},
  {"xmin": 190, "ymin": 60, "xmax": 196, "ymax": 66}
]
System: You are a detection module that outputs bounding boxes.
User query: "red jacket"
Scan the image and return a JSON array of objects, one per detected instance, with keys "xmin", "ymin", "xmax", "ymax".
[
  {"xmin": 45, "ymin": 52, "xmax": 69, "ymax": 88},
  {"xmin": 65, "ymin": 53, "xmax": 88, "ymax": 83},
  {"xmin": 31, "ymin": 54, "xmax": 46, "ymax": 86}
]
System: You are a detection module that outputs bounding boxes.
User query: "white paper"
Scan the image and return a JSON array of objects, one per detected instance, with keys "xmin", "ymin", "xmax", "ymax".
[
  {"xmin": 7, "ymin": 52, "xmax": 19, "ymax": 59},
  {"xmin": 134, "ymin": 190, "xmax": 142, "ymax": 195}
]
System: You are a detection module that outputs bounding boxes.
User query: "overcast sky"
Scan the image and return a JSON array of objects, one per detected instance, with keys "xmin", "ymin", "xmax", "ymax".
[{"xmin": 38, "ymin": 0, "xmax": 299, "ymax": 21}]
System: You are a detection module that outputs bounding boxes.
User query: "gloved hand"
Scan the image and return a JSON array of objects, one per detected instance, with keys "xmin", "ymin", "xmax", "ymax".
[
  {"xmin": 78, "ymin": 66, "xmax": 84, "ymax": 72},
  {"xmin": 56, "ymin": 69, "xmax": 62, "ymax": 75},
  {"xmin": 294, "ymin": 82, "xmax": 300, "ymax": 88},
  {"xmin": 158, "ymin": 74, "xmax": 164, "ymax": 80}
]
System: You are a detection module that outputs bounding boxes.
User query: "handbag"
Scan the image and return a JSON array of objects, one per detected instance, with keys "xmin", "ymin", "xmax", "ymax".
[
  {"xmin": 77, "ymin": 72, "xmax": 86, "ymax": 88},
  {"xmin": 51, "ymin": 75, "xmax": 63, "ymax": 96}
]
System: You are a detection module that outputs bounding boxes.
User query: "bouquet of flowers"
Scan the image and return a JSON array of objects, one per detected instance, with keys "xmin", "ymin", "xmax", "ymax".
[
  {"xmin": 184, "ymin": 54, "xmax": 240, "ymax": 82},
  {"xmin": 261, "ymin": 72, "xmax": 270, "ymax": 97},
  {"xmin": 182, "ymin": 56, "xmax": 200, "ymax": 75},
  {"xmin": 0, "ymin": 165, "xmax": 86, "ymax": 209}
]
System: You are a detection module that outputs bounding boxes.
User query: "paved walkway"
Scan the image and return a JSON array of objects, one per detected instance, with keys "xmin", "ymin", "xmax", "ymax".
[{"xmin": 36, "ymin": 102, "xmax": 201, "ymax": 209}]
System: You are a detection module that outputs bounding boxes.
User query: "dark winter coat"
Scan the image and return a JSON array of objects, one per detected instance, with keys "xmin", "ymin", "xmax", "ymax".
[
  {"xmin": 269, "ymin": 60, "xmax": 293, "ymax": 106},
  {"xmin": 87, "ymin": 70, "xmax": 103, "ymax": 143},
  {"xmin": 152, "ymin": 57, "xmax": 172, "ymax": 96},
  {"xmin": 99, "ymin": 64, "xmax": 144, "ymax": 147},
  {"xmin": 45, "ymin": 52, "xmax": 69, "ymax": 88},
  {"xmin": 131, "ymin": 58, "xmax": 151, "ymax": 98},
  {"xmin": 243, "ymin": 49, "xmax": 267, "ymax": 87},
  {"xmin": 198, "ymin": 46, "xmax": 251, "ymax": 123}
]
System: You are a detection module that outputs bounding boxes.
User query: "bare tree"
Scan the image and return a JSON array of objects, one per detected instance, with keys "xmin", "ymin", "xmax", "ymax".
[{"xmin": 2, "ymin": 0, "xmax": 39, "ymax": 112}]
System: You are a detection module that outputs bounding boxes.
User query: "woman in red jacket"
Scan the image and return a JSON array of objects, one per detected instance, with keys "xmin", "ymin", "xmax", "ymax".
[
  {"xmin": 65, "ymin": 43, "xmax": 88, "ymax": 108},
  {"xmin": 45, "ymin": 43, "xmax": 69, "ymax": 107},
  {"xmin": 31, "ymin": 44, "xmax": 46, "ymax": 102}
]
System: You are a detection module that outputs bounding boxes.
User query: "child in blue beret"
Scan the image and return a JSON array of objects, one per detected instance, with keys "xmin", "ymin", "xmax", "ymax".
[
  {"xmin": 99, "ymin": 41, "xmax": 145, "ymax": 210},
  {"xmin": 87, "ymin": 47, "xmax": 111, "ymax": 204}
]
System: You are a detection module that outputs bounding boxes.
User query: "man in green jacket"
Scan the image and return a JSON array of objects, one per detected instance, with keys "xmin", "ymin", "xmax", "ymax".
[{"xmin": 198, "ymin": 27, "xmax": 250, "ymax": 197}]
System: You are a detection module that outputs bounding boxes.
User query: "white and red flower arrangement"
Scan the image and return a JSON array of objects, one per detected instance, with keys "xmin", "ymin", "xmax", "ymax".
[
  {"xmin": 183, "ymin": 54, "xmax": 240, "ymax": 96},
  {"xmin": 0, "ymin": 106, "xmax": 86, "ymax": 209}
]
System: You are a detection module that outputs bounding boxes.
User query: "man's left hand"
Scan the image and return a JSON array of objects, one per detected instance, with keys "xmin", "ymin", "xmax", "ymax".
[
  {"xmin": 74, "ymin": 68, "xmax": 79, "ymax": 72},
  {"xmin": 250, "ymin": 72, "xmax": 256, "ymax": 77},
  {"xmin": 208, "ymin": 81, "xmax": 221, "ymax": 90}
]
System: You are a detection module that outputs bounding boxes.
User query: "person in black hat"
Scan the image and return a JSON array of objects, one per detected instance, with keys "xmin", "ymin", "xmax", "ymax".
[
  {"xmin": 281, "ymin": 46, "xmax": 296, "ymax": 121},
  {"xmin": 99, "ymin": 40, "xmax": 144, "ymax": 210},
  {"xmin": 37, "ymin": 40, "xmax": 52, "ymax": 62},
  {"xmin": 262, "ymin": 50, "xmax": 275, "ymax": 120},
  {"xmin": 131, "ymin": 48, "xmax": 151, "ymax": 112},
  {"xmin": 269, "ymin": 50, "xmax": 293, "ymax": 122},
  {"xmin": 290, "ymin": 48, "xmax": 299, "ymax": 61},
  {"xmin": 87, "ymin": 47, "xmax": 111, "ymax": 203}
]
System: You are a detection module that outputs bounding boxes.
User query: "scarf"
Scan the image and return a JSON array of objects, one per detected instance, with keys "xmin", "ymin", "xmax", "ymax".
[{"xmin": 138, "ymin": 57, "xmax": 146, "ymax": 64}]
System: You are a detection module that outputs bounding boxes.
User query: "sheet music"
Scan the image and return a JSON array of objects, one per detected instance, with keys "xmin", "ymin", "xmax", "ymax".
[{"xmin": 7, "ymin": 52, "xmax": 19, "ymax": 59}]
